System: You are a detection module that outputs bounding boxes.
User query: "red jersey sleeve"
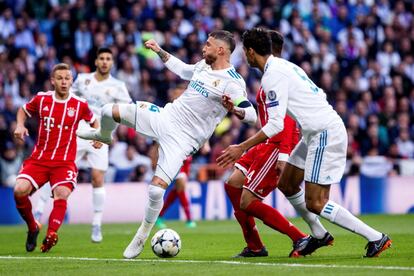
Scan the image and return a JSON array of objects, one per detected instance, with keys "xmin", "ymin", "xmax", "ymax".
[
  {"xmin": 80, "ymin": 102, "xmax": 95, "ymax": 123},
  {"xmin": 22, "ymin": 95, "xmax": 41, "ymax": 118},
  {"xmin": 279, "ymin": 116, "xmax": 298, "ymax": 160}
]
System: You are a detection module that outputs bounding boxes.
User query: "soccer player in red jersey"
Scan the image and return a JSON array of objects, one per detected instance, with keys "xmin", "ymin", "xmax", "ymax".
[
  {"xmin": 13, "ymin": 63, "xmax": 98, "ymax": 253},
  {"xmin": 223, "ymin": 30, "xmax": 330, "ymax": 258}
]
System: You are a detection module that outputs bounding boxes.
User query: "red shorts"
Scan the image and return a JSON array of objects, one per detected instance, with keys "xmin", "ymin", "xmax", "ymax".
[
  {"xmin": 235, "ymin": 143, "xmax": 280, "ymax": 199},
  {"xmin": 17, "ymin": 159, "xmax": 77, "ymax": 192},
  {"xmin": 176, "ymin": 156, "xmax": 192, "ymax": 180}
]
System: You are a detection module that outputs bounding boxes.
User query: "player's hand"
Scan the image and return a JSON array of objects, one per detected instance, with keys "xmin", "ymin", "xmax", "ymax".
[
  {"xmin": 91, "ymin": 140, "xmax": 103, "ymax": 149},
  {"xmin": 221, "ymin": 95, "xmax": 234, "ymax": 113},
  {"xmin": 14, "ymin": 125, "xmax": 29, "ymax": 142},
  {"xmin": 216, "ymin": 144, "xmax": 244, "ymax": 168},
  {"xmin": 144, "ymin": 39, "xmax": 161, "ymax": 53}
]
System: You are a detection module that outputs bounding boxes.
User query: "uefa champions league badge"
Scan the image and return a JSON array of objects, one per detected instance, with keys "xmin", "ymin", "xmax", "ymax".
[
  {"xmin": 67, "ymin": 107, "xmax": 76, "ymax": 117},
  {"xmin": 268, "ymin": 90, "xmax": 277, "ymax": 101}
]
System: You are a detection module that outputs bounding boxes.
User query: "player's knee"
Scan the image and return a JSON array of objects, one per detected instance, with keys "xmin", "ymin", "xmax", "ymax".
[
  {"xmin": 102, "ymin": 103, "xmax": 120, "ymax": 122},
  {"xmin": 305, "ymin": 199, "xmax": 325, "ymax": 215},
  {"xmin": 226, "ymin": 171, "xmax": 244, "ymax": 188},
  {"xmin": 148, "ymin": 184, "xmax": 165, "ymax": 202},
  {"xmin": 239, "ymin": 194, "xmax": 254, "ymax": 211},
  {"xmin": 53, "ymin": 186, "xmax": 71, "ymax": 200},
  {"xmin": 14, "ymin": 182, "xmax": 31, "ymax": 197}
]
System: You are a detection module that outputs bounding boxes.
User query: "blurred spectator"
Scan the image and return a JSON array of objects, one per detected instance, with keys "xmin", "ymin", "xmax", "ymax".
[{"xmin": 0, "ymin": 0, "xmax": 413, "ymax": 183}]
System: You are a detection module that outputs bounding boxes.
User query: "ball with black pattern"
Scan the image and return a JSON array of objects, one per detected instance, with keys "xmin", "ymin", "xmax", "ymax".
[{"xmin": 151, "ymin": 229, "xmax": 181, "ymax": 258}]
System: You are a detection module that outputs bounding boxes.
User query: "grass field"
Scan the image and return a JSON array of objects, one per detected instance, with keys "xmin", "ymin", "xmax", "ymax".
[{"xmin": 0, "ymin": 214, "xmax": 413, "ymax": 275}]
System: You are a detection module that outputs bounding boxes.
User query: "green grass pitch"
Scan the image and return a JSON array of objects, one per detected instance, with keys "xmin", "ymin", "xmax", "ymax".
[{"xmin": 0, "ymin": 214, "xmax": 413, "ymax": 275}]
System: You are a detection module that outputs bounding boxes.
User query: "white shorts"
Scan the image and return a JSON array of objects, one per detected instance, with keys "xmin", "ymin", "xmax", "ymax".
[
  {"xmin": 118, "ymin": 102, "xmax": 195, "ymax": 184},
  {"xmin": 76, "ymin": 137, "xmax": 109, "ymax": 171},
  {"xmin": 288, "ymin": 122, "xmax": 347, "ymax": 185}
]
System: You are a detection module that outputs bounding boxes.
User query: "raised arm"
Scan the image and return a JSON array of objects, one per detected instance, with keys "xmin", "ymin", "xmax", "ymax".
[{"xmin": 145, "ymin": 39, "xmax": 195, "ymax": 80}]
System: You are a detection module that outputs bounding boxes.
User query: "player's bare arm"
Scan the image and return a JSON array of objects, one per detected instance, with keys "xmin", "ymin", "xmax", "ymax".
[
  {"xmin": 14, "ymin": 107, "xmax": 29, "ymax": 142},
  {"xmin": 145, "ymin": 39, "xmax": 170, "ymax": 62},
  {"xmin": 216, "ymin": 130, "xmax": 268, "ymax": 168},
  {"xmin": 222, "ymin": 95, "xmax": 246, "ymax": 120}
]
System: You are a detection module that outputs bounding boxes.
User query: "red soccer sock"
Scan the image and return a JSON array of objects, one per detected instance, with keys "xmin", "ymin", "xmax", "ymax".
[
  {"xmin": 245, "ymin": 200, "xmax": 306, "ymax": 242},
  {"xmin": 14, "ymin": 195, "xmax": 37, "ymax": 232},
  {"xmin": 47, "ymin": 199, "xmax": 67, "ymax": 234},
  {"xmin": 225, "ymin": 184, "xmax": 264, "ymax": 251},
  {"xmin": 159, "ymin": 189, "xmax": 177, "ymax": 217},
  {"xmin": 177, "ymin": 190, "xmax": 192, "ymax": 221}
]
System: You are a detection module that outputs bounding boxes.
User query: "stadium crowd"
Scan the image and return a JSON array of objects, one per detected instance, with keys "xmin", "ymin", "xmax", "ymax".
[{"xmin": 0, "ymin": 0, "xmax": 413, "ymax": 185}]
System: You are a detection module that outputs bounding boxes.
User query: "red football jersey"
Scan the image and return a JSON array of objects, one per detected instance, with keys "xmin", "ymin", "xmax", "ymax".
[
  {"xmin": 256, "ymin": 86, "xmax": 299, "ymax": 154},
  {"xmin": 23, "ymin": 91, "xmax": 95, "ymax": 161}
]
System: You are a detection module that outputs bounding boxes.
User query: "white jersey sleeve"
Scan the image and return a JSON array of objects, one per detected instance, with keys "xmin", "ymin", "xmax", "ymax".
[
  {"xmin": 261, "ymin": 71, "xmax": 289, "ymax": 138},
  {"xmin": 164, "ymin": 55, "xmax": 196, "ymax": 81}
]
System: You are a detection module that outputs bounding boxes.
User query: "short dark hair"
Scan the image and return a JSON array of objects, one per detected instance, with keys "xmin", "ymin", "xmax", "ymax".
[
  {"xmin": 242, "ymin": 28, "xmax": 271, "ymax": 56},
  {"xmin": 268, "ymin": 30, "xmax": 284, "ymax": 56},
  {"xmin": 96, "ymin": 47, "xmax": 113, "ymax": 57},
  {"xmin": 208, "ymin": 30, "xmax": 235, "ymax": 53}
]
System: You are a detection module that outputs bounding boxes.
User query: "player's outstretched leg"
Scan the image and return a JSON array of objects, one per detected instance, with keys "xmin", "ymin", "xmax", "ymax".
[
  {"xmin": 123, "ymin": 184, "xmax": 165, "ymax": 259},
  {"xmin": 306, "ymin": 180, "xmax": 392, "ymax": 257},
  {"xmin": 76, "ymin": 104, "xmax": 117, "ymax": 144},
  {"xmin": 26, "ymin": 221, "xmax": 41, "ymax": 252}
]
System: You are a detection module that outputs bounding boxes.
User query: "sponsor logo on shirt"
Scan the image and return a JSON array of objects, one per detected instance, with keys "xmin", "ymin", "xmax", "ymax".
[
  {"xmin": 212, "ymin": 79, "xmax": 220, "ymax": 87},
  {"xmin": 190, "ymin": 80, "xmax": 208, "ymax": 98},
  {"xmin": 43, "ymin": 106, "xmax": 49, "ymax": 112},
  {"xmin": 85, "ymin": 79, "xmax": 90, "ymax": 85},
  {"xmin": 266, "ymin": 101, "xmax": 279, "ymax": 108}
]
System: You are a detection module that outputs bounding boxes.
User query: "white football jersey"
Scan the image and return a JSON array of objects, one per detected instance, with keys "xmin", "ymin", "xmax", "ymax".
[
  {"xmin": 71, "ymin": 72, "xmax": 131, "ymax": 118},
  {"xmin": 261, "ymin": 56, "xmax": 342, "ymax": 138},
  {"xmin": 164, "ymin": 59, "xmax": 247, "ymax": 148}
]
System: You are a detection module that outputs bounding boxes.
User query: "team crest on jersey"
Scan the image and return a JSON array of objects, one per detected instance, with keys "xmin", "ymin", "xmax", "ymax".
[
  {"xmin": 85, "ymin": 79, "xmax": 91, "ymax": 85},
  {"xmin": 67, "ymin": 107, "xmax": 76, "ymax": 117},
  {"xmin": 268, "ymin": 90, "xmax": 277, "ymax": 101},
  {"xmin": 212, "ymin": 79, "xmax": 220, "ymax": 87}
]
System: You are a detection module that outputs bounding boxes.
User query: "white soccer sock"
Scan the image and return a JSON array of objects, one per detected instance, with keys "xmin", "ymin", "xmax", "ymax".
[
  {"xmin": 34, "ymin": 184, "xmax": 52, "ymax": 217},
  {"xmin": 92, "ymin": 187, "xmax": 106, "ymax": 226},
  {"xmin": 136, "ymin": 185, "xmax": 165, "ymax": 240},
  {"xmin": 100, "ymin": 104, "xmax": 117, "ymax": 139},
  {"xmin": 287, "ymin": 189, "xmax": 327, "ymax": 239},
  {"xmin": 320, "ymin": 200, "xmax": 382, "ymax": 241}
]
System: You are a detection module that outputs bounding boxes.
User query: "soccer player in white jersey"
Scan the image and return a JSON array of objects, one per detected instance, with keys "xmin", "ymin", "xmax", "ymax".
[
  {"xmin": 217, "ymin": 28, "xmax": 391, "ymax": 258},
  {"xmin": 77, "ymin": 30, "xmax": 258, "ymax": 259},
  {"xmin": 34, "ymin": 47, "xmax": 132, "ymax": 243}
]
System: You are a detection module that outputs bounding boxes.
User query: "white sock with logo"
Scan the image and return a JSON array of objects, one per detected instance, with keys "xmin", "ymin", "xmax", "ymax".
[
  {"xmin": 287, "ymin": 189, "xmax": 327, "ymax": 239},
  {"xmin": 320, "ymin": 200, "xmax": 382, "ymax": 241},
  {"xmin": 136, "ymin": 185, "xmax": 165, "ymax": 240}
]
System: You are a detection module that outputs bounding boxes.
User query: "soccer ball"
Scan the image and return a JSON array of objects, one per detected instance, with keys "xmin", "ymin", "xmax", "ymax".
[{"xmin": 151, "ymin": 229, "xmax": 181, "ymax": 258}]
